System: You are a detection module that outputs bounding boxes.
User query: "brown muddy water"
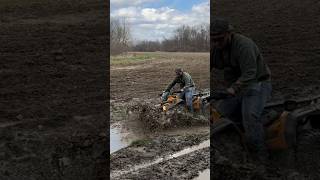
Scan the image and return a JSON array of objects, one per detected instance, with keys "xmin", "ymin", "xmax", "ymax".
[
  {"xmin": 110, "ymin": 122, "xmax": 143, "ymax": 153},
  {"xmin": 110, "ymin": 124, "xmax": 209, "ymax": 154},
  {"xmin": 110, "ymin": 127, "xmax": 131, "ymax": 154},
  {"xmin": 194, "ymin": 169, "xmax": 210, "ymax": 180}
]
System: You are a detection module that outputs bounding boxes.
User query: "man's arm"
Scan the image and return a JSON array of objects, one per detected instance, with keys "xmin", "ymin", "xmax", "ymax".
[
  {"xmin": 165, "ymin": 77, "xmax": 178, "ymax": 92},
  {"xmin": 230, "ymin": 45, "xmax": 257, "ymax": 93}
]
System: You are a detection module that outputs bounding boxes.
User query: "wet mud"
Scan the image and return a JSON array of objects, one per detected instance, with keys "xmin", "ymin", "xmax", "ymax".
[
  {"xmin": 110, "ymin": 99, "xmax": 210, "ymax": 179},
  {"xmin": 114, "ymin": 148, "xmax": 210, "ymax": 180},
  {"xmin": 0, "ymin": 0, "xmax": 108, "ymax": 179},
  {"xmin": 210, "ymin": 0, "xmax": 320, "ymax": 179},
  {"xmin": 110, "ymin": 50, "xmax": 210, "ymax": 179},
  {"xmin": 211, "ymin": 125, "xmax": 320, "ymax": 180}
]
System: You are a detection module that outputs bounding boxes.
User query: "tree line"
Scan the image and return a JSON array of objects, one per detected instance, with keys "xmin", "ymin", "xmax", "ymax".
[
  {"xmin": 133, "ymin": 24, "xmax": 209, "ymax": 52},
  {"xmin": 110, "ymin": 18, "xmax": 209, "ymax": 55}
]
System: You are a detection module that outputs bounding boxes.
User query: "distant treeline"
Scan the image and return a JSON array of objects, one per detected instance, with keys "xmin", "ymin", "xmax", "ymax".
[
  {"xmin": 132, "ymin": 24, "xmax": 209, "ymax": 52},
  {"xmin": 110, "ymin": 18, "xmax": 209, "ymax": 55}
]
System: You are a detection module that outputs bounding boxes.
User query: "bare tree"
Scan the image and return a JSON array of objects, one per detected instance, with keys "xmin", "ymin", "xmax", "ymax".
[
  {"xmin": 132, "ymin": 40, "xmax": 161, "ymax": 52},
  {"xmin": 132, "ymin": 24, "xmax": 209, "ymax": 52},
  {"xmin": 110, "ymin": 18, "xmax": 131, "ymax": 55},
  {"xmin": 132, "ymin": 24, "xmax": 210, "ymax": 52}
]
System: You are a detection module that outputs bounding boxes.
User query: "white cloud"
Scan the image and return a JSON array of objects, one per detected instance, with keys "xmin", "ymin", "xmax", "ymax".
[
  {"xmin": 111, "ymin": 1, "xmax": 210, "ymax": 42},
  {"xmin": 111, "ymin": 7, "xmax": 139, "ymax": 18},
  {"xmin": 192, "ymin": 2, "xmax": 210, "ymax": 14},
  {"xmin": 111, "ymin": 0, "xmax": 157, "ymax": 8},
  {"xmin": 141, "ymin": 7, "xmax": 175, "ymax": 22}
]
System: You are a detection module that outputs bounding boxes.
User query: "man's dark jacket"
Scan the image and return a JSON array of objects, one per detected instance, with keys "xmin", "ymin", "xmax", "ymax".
[{"xmin": 211, "ymin": 33, "xmax": 271, "ymax": 93}]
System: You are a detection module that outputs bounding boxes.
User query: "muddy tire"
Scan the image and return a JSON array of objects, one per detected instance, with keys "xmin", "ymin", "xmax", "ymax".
[{"xmin": 295, "ymin": 130, "xmax": 320, "ymax": 178}]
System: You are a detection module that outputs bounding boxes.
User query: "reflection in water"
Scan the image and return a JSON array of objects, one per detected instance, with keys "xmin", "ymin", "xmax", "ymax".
[
  {"xmin": 193, "ymin": 169, "xmax": 210, "ymax": 180},
  {"xmin": 110, "ymin": 128, "xmax": 131, "ymax": 154}
]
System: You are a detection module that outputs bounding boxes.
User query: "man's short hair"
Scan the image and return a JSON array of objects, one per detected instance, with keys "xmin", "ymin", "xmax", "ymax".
[
  {"xmin": 175, "ymin": 68, "xmax": 183, "ymax": 73},
  {"xmin": 211, "ymin": 18, "xmax": 234, "ymax": 35}
]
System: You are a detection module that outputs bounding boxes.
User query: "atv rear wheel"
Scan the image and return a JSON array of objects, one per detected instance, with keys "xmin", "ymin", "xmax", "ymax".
[{"xmin": 295, "ymin": 129, "xmax": 320, "ymax": 178}]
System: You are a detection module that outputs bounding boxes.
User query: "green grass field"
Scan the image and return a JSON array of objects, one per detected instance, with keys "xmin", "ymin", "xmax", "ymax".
[
  {"xmin": 110, "ymin": 53, "xmax": 157, "ymax": 65},
  {"xmin": 130, "ymin": 138, "xmax": 152, "ymax": 147}
]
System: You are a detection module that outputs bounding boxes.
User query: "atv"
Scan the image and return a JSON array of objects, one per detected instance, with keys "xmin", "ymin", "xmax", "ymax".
[
  {"xmin": 210, "ymin": 89, "xmax": 320, "ymax": 176},
  {"xmin": 159, "ymin": 89, "xmax": 210, "ymax": 116}
]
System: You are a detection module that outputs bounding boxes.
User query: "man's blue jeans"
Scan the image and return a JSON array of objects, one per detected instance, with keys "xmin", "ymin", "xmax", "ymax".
[
  {"xmin": 180, "ymin": 87, "xmax": 195, "ymax": 113},
  {"xmin": 216, "ymin": 82, "xmax": 272, "ymax": 155}
]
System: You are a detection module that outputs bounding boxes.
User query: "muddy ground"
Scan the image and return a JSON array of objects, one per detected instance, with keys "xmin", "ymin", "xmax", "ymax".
[
  {"xmin": 110, "ymin": 105, "xmax": 210, "ymax": 180},
  {"xmin": 211, "ymin": 0, "xmax": 320, "ymax": 179},
  {"xmin": 110, "ymin": 52, "xmax": 210, "ymax": 179},
  {"xmin": 110, "ymin": 52, "xmax": 210, "ymax": 101},
  {"xmin": 114, "ymin": 148, "xmax": 210, "ymax": 180},
  {"xmin": 0, "ymin": 0, "xmax": 108, "ymax": 179},
  {"xmin": 111, "ymin": 134, "xmax": 209, "ymax": 180}
]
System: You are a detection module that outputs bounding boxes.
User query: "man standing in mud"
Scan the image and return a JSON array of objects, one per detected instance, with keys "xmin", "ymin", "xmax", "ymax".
[
  {"xmin": 163, "ymin": 68, "xmax": 195, "ymax": 113},
  {"xmin": 211, "ymin": 18, "xmax": 272, "ymax": 166}
]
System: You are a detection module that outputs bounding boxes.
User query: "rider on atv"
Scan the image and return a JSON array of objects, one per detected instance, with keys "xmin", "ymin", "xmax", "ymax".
[
  {"xmin": 162, "ymin": 68, "xmax": 196, "ymax": 113},
  {"xmin": 211, "ymin": 18, "xmax": 272, "ymax": 165}
]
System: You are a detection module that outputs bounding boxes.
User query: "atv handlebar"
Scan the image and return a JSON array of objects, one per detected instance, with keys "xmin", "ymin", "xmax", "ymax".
[{"xmin": 159, "ymin": 90, "xmax": 182, "ymax": 96}]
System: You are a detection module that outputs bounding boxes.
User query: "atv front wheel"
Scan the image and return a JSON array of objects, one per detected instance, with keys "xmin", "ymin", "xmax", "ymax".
[{"xmin": 295, "ymin": 130, "xmax": 320, "ymax": 178}]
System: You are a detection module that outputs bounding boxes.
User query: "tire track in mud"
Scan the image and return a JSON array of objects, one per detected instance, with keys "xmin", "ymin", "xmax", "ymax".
[
  {"xmin": 112, "ymin": 147, "xmax": 210, "ymax": 180},
  {"xmin": 110, "ymin": 133, "xmax": 209, "ymax": 171},
  {"xmin": 111, "ymin": 140, "xmax": 209, "ymax": 179}
]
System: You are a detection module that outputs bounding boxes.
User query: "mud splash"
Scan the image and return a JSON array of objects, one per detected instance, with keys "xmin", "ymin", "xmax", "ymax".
[
  {"xmin": 111, "ymin": 98, "xmax": 209, "ymax": 134},
  {"xmin": 125, "ymin": 99, "xmax": 209, "ymax": 132}
]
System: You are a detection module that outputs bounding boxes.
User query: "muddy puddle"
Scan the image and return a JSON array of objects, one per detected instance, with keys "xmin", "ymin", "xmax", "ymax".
[
  {"xmin": 110, "ymin": 124, "xmax": 209, "ymax": 154},
  {"xmin": 194, "ymin": 169, "xmax": 210, "ymax": 180},
  {"xmin": 110, "ymin": 127, "xmax": 131, "ymax": 153},
  {"xmin": 110, "ymin": 121, "xmax": 145, "ymax": 154}
]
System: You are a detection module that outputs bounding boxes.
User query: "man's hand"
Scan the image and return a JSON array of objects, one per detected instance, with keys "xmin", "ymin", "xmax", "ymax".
[{"xmin": 226, "ymin": 87, "xmax": 235, "ymax": 95}]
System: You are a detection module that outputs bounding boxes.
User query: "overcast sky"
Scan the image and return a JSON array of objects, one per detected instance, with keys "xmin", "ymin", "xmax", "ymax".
[{"xmin": 110, "ymin": 0, "xmax": 209, "ymax": 42}]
